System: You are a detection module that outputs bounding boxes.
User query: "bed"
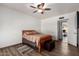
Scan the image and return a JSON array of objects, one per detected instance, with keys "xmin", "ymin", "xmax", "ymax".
[{"xmin": 22, "ymin": 30, "xmax": 52, "ymax": 52}]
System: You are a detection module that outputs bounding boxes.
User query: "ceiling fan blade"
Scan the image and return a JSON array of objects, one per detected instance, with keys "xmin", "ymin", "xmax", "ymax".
[
  {"xmin": 30, "ymin": 6, "xmax": 36, "ymax": 8},
  {"xmin": 37, "ymin": 4, "xmax": 40, "ymax": 8},
  {"xmin": 37, "ymin": 3, "xmax": 45, "ymax": 9},
  {"xmin": 45, "ymin": 8, "xmax": 51, "ymax": 10},
  {"xmin": 33, "ymin": 10, "xmax": 37, "ymax": 13}
]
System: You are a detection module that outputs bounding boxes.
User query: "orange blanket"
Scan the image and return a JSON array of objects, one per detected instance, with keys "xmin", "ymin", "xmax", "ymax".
[{"xmin": 23, "ymin": 33, "xmax": 52, "ymax": 48}]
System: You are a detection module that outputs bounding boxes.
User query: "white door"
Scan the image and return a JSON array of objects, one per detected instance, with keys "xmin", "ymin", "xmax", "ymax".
[{"xmin": 67, "ymin": 19, "xmax": 77, "ymax": 47}]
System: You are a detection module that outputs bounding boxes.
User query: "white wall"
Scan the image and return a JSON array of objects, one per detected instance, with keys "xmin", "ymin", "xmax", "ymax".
[
  {"xmin": 41, "ymin": 12, "xmax": 77, "ymax": 46},
  {"xmin": 0, "ymin": 5, "xmax": 41, "ymax": 48}
]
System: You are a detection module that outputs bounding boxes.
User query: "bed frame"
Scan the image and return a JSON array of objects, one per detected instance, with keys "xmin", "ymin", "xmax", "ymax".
[
  {"xmin": 22, "ymin": 38, "xmax": 38, "ymax": 50},
  {"xmin": 22, "ymin": 30, "xmax": 52, "ymax": 52}
]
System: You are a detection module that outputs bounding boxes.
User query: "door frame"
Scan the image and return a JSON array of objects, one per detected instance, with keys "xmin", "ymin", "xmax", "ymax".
[{"xmin": 77, "ymin": 11, "xmax": 78, "ymax": 47}]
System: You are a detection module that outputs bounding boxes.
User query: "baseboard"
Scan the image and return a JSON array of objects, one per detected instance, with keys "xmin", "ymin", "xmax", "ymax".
[
  {"xmin": 0, "ymin": 43, "xmax": 22, "ymax": 49},
  {"xmin": 68, "ymin": 43, "xmax": 77, "ymax": 48}
]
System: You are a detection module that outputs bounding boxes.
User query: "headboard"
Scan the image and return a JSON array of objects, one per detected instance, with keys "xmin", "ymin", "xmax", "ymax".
[{"xmin": 22, "ymin": 30, "xmax": 39, "ymax": 35}]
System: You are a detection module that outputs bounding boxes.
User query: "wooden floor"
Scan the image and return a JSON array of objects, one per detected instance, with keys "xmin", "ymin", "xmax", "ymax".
[{"xmin": 0, "ymin": 41, "xmax": 79, "ymax": 56}]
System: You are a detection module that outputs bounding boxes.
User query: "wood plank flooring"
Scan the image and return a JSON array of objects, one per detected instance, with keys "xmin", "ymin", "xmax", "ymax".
[{"xmin": 0, "ymin": 41, "xmax": 79, "ymax": 56}]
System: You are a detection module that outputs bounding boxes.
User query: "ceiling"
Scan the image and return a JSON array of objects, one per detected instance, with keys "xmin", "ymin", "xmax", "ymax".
[{"xmin": 1, "ymin": 3, "xmax": 79, "ymax": 19}]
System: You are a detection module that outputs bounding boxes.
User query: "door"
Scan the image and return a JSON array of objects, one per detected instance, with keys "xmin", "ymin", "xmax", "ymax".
[{"xmin": 77, "ymin": 11, "xmax": 79, "ymax": 47}]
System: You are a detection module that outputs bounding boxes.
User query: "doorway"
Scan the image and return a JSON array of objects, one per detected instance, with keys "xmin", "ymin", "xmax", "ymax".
[{"xmin": 57, "ymin": 19, "xmax": 68, "ymax": 43}]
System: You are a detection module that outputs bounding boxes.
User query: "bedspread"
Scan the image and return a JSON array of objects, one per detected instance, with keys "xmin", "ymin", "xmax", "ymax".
[{"xmin": 23, "ymin": 33, "xmax": 52, "ymax": 47}]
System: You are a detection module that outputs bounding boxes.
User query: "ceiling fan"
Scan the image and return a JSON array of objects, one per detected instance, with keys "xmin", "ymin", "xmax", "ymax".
[{"xmin": 30, "ymin": 3, "xmax": 51, "ymax": 14}]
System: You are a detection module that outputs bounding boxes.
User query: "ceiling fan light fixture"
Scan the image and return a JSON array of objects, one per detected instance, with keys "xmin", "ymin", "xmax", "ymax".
[
  {"xmin": 30, "ymin": 3, "xmax": 51, "ymax": 14},
  {"xmin": 38, "ymin": 9, "xmax": 43, "ymax": 12}
]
